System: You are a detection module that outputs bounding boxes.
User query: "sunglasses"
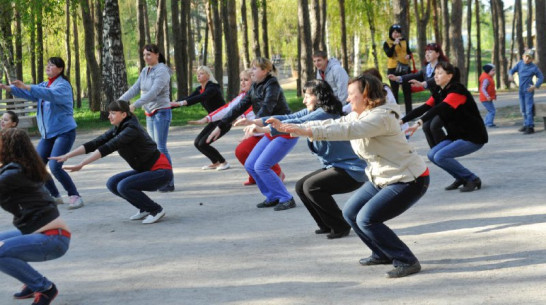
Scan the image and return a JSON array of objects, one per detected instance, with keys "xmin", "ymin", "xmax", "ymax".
[{"xmin": 392, "ymin": 25, "xmax": 401, "ymax": 29}]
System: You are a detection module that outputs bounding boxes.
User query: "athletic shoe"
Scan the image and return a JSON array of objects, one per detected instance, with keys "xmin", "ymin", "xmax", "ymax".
[
  {"xmin": 273, "ymin": 198, "xmax": 296, "ymax": 211},
  {"xmin": 201, "ymin": 164, "xmax": 218, "ymax": 170},
  {"xmin": 129, "ymin": 211, "xmax": 150, "ymax": 220},
  {"xmin": 216, "ymin": 162, "xmax": 231, "ymax": 171},
  {"xmin": 142, "ymin": 209, "xmax": 165, "ymax": 224},
  {"xmin": 13, "ymin": 285, "xmax": 34, "ymax": 299},
  {"xmin": 67, "ymin": 195, "xmax": 84, "ymax": 210},
  {"xmin": 31, "ymin": 283, "xmax": 57, "ymax": 305}
]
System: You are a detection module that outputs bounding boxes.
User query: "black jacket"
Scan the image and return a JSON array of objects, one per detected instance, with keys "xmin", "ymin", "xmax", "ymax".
[
  {"xmin": 218, "ymin": 75, "xmax": 290, "ymax": 131},
  {"xmin": 0, "ymin": 162, "xmax": 59, "ymax": 234},
  {"xmin": 83, "ymin": 115, "xmax": 161, "ymax": 172},
  {"xmin": 185, "ymin": 81, "xmax": 225, "ymax": 113}
]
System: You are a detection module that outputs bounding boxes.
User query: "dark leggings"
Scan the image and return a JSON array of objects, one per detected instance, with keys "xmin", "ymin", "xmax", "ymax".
[
  {"xmin": 194, "ymin": 122, "xmax": 230, "ymax": 163},
  {"xmin": 422, "ymin": 116, "xmax": 446, "ymax": 148},
  {"xmin": 296, "ymin": 167, "xmax": 364, "ymax": 233},
  {"xmin": 388, "ymin": 68, "xmax": 413, "ymax": 114}
]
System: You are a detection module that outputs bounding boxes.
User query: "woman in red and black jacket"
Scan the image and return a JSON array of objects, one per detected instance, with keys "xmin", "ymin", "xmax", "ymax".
[
  {"xmin": 405, "ymin": 61, "xmax": 488, "ymax": 192},
  {"xmin": 52, "ymin": 100, "xmax": 173, "ymax": 224}
]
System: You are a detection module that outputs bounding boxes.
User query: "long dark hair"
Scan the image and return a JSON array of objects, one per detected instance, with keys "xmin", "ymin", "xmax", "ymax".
[
  {"xmin": 436, "ymin": 61, "xmax": 461, "ymax": 85},
  {"xmin": 425, "ymin": 43, "xmax": 449, "ymax": 64},
  {"xmin": 108, "ymin": 100, "xmax": 133, "ymax": 117},
  {"xmin": 4, "ymin": 111, "xmax": 19, "ymax": 127},
  {"xmin": 48, "ymin": 57, "xmax": 70, "ymax": 82},
  {"xmin": 348, "ymin": 74, "xmax": 386, "ymax": 110},
  {"xmin": 143, "ymin": 44, "xmax": 166, "ymax": 64},
  {"xmin": 0, "ymin": 129, "xmax": 50, "ymax": 182},
  {"xmin": 303, "ymin": 79, "xmax": 342, "ymax": 115}
]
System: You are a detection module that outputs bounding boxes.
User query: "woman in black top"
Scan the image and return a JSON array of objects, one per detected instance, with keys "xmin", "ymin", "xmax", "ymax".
[
  {"xmin": 52, "ymin": 100, "xmax": 173, "ymax": 224},
  {"xmin": 170, "ymin": 66, "xmax": 228, "ymax": 170},
  {"xmin": 405, "ymin": 62, "xmax": 488, "ymax": 192},
  {"xmin": 0, "ymin": 128, "xmax": 70, "ymax": 305}
]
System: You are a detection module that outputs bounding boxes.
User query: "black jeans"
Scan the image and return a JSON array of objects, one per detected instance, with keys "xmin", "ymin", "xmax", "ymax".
[
  {"xmin": 422, "ymin": 116, "xmax": 446, "ymax": 148},
  {"xmin": 295, "ymin": 167, "xmax": 365, "ymax": 233},
  {"xmin": 388, "ymin": 68, "xmax": 413, "ymax": 114},
  {"xmin": 194, "ymin": 122, "xmax": 231, "ymax": 163}
]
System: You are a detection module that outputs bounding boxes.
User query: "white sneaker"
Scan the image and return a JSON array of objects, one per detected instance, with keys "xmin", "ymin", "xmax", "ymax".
[
  {"xmin": 129, "ymin": 211, "xmax": 150, "ymax": 220},
  {"xmin": 67, "ymin": 195, "xmax": 84, "ymax": 210},
  {"xmin": 201, "ymin": 164, "xmax": 217, "ymax": 170},
  {"xmin": 142, "ymin": 209, "xmax": 165, "ymax": 224},
  {"xmin": 53, "ymin": 196, "xmax": 64, "ymax": 205},
  {"xmin": 216, "ymin": 162, "xmax": 230, "ymax": 171}
]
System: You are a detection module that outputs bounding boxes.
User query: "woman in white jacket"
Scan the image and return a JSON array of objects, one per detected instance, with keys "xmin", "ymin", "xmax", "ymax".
[{"xmin": 276, "ymin": 74, "xmax": 429, "ymax": 278}]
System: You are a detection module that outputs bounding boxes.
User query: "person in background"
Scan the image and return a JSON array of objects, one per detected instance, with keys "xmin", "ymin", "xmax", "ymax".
[
  {"xmin": 0, "ymin": 128, "xmax": 71, "ymax": 305},
  {"xmin": 312, "ymin": 51, "xmax": 350, "ymax": 111},
  {"xmin": 278, "ymin": 74, "xmax": 429, "ymax": 278},
  {"xmin": 383, "ymin": 24, "xmax": 413, "ymax": 114},
  {"xmin": 1, "ymin": 111, "xmax": 19, "ymax": 130},
  {"xmin": 207, "ymin": 57, "xmax": 288, "ymax": 186},
  {"xmin": 51, "ymin": 100, "xmax": 172, "ymax": 224},
  {"xmin": 171, "ymin": 66, "xmax": 227, "ymax": 170},
  {"xmin": 508, "ymin": 49, "xmax": 544, "ymax": 134},
  {"xmin": 479, "ymin": 64, "xmax": 497, "ymax": 127},
  {"xmin": 405, "ymin": 62, "xmax": 487, "ymax": 192},
  {"xmin": 187, "ymin": 70, "xmax": 254, "ymax": 177},
  {"xmin": 267, "ymin": 80, "xmax": 366, "ymax": 236},
  {"xmin": 0, "ymin": 57, "xmax": 84, "ymax": 209},
  {"xmin": 119, "ymin": 44, "xmax": 175, "ymax": 192}
]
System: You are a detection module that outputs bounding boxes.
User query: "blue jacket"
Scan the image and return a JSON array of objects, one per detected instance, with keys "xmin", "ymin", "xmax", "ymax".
[
  {"xmin": 10, "ymin": 77, "xmax": 76, "ymax": 139},
  {"xmin": 509, "ymin": 60, "xmax": 544, "ymax": 91},
  {"xmin": 263, "ymin": 108, "xmax": 367, "ymax": 182}
]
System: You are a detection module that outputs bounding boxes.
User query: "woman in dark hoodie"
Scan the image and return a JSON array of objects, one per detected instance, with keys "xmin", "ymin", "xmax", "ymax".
[
  {"xmin": 51, "ymin": 100, "xmax": 173, "ymax": 224},
  {"xmin": 383, "ymin": 24, "xmax": 413, "ymax": 114},
  {"xmin": 405, "ymin": 62, "xmax": 488, "ymax": 192}
]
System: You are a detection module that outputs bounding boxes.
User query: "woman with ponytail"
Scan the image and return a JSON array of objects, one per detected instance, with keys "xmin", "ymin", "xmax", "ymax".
[
  {"xmin": 0, "ymin": 57, "xmax": 84, "ymax": 209},
  {"xmin": 119, "ymin": 44, "xmax": 175, "ymax": 192}
]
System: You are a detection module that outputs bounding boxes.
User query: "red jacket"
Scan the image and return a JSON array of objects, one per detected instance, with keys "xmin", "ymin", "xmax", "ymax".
[{"xmin": 479, "ymin": 72, "xmax": 496, "ymax": 102}]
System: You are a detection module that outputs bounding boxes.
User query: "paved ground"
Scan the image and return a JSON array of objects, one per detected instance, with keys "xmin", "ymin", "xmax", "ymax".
[{"xmin": 1, "ymin": 91, "xmax": 546, "ymax": 305}]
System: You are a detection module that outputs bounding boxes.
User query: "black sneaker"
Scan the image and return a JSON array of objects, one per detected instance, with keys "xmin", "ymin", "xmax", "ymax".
[
  {"xmin": 326, "ymin": 228, "xmax": 351, "ymax": 239},
  {"xmin": 14, "ymin": 284, "xmax": 34, "ymax": 299},
  {"xmin": 314, "ymin": 227, "xmax": 330, "ymax": 234},
  {"xmin": 385, "ymin": 261, "xmax": 421, "ymax": 278},
  {"xmin": 273, "ymin": 198, "xmax": 296, "ymax": 211},
  {"xmin": 359, "ymin": 256, "xmax": 392, "ymax": 266},
  {"xmin": 518, "ymin": 126, "xmax": 527, "ymax": 132},
  {"xmin": 256, "ymin": 199, "xmax": 279, "ymax": 208},
  {"xmin": 523, "ymin": 127, "xmax": 535, "ymax": 134},
  {"xmin": 31, "ymin": 283, "xmax": 58, "ymax": 305}
]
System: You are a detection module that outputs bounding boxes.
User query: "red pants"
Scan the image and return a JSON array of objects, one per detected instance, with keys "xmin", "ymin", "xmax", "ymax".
[{"xmin": 235, "ymin": 135, "xmax": 282, "ymax": 183}]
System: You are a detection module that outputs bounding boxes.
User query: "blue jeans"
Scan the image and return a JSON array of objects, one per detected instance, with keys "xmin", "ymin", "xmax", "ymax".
[
  {"xmin": 0, "ymin": 230, "xmax": 70, "ymax": 292},
  {"xmin": 36, "ymin": 129, "xmax": 79, "ymax": 197},
  {"xmin": 146, "ymin": 108, "xmax": 174, "ymax": 186},
  {"xmin": 106, "ymin": 169, "xmax": 173, "ymax": 215},
  {"xmin": 428, "ymin": 139, "xmax": 483, "ymax": 181},
  {"xmin": 518, "ymin": 89, "xmax": 535, "ymax": 127},
  {"xmin": 482, "ymin": 101, "xmax": 496, "ymax": 126},
  {"xmin": 245, "ymin": 136, "xmax": 298, "ymax": 203},
  {"xmin": 343, "ymin": 176, "xmax": 429, "ymax": 266}
]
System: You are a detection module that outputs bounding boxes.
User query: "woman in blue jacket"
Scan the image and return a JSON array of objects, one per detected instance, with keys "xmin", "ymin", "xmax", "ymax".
[
  {"xmin": 268, "ymin": 80, "xmax": 367, "ymax": 237},
  {"xmin": 1, "ymin": 57, "xmax": 83, "ymax": 209}
]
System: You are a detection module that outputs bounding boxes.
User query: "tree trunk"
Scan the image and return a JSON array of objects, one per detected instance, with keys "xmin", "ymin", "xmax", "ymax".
[
  {"xmin": 297, "ymin": 24, "xmax": 302, "ymax": 97},
  {"xmin": 449, "ymin": 0, "xmax": 465, "ymax": 85},
  {"xmin": 413, "ymin": 0, "xmax": 431, "ymax": 67},
  {"xmin": 393, "ymin": 0, "xmax": 410, "ymax": 38},
  {"xmin": 137, "ymin": 0, "xmax": 147, "ymax": 71},
  {"xmin": 163, "ymin": 2, "xmax": 170, "ymax": 68},
  {"xmin": 496, "ymin": 0, "xmax": 508, "ymax": 88},
  {"xmin": 261, "ymin": 0, "xmax": 270, "ymax": 59},
  {"xmin": 93, "ymin": 0, "xmax": 103, "ymax": 67},
  {"xmin": 527, "ymin": 0, "xmax": 533, "ymax": 48},
  {"xmin": 14, "ymin": 6, "xmax": 23, "ymax": 80},
  {"xmin": 240, "ymin": 0, "xmax": 250, "ymax": 68},
  {"xmin": 0, "ymin": 4, "xmax": 15, "ymax": 85},
  {"xmin": 298, "ymin": 0, "xmax": 314, "ymax": 89},
  {"xmin": 310, "ymin": 0, "xmax": 321, "ymax": 52},
  {"xmin": 101, "ymin": 0, "xmax": 128, "ymax": 119},
  {"xmin": 188, "ymin": 2, "xmax": 195, "ymax": 65},
  {"xmin": 338, "ymin": 0, "xmax": 348, "ymax": 72},
  {"xmin": 210, "ymin": 0, "xmax": 223, "ymax": 89},
  {"xmin": 515, "ymin": 0, "xmax": 525, "ymax": 58},
  {"xmin": 475, "ymin": 0, "xmax": 482, "ymax": 86},
  {"xmin": 203, "ymin": 8, "xmax": 209, "ymax": 66},
  {"xmin": 364, "ymin": 0, "xmax": 379, "ymax": 69},
  {"xmin": 222, "ymin": 0, "xmax": 240, "ymax": 100},
  {"xmin": 172, "ymin": 0, "xmax": 188, "ymax": 98},
  {"xmin": 30, "ymin": 7, "xmax": 36, "ymax": 83},
  {"xmin": 65, "ymin": 0, "xmax": 72, "ymax": 81},
  {"xmin": 250, "ymin": 0, "xmax": 261, "ymax": 58},
  {"xmin": 81, "ymin": 0, "xmax": 102, "ymax": 111},
  {"xmin": 441, "ymin": 0, "xmax": 450, "ymax": 58},
  {"xmin": 155, "ymin": 0, "xmax": 166, "ymax": 55},
  {"xmin": 143, "ymin": 0, "xmax": 151, "ymax": 43},
  {"xmin": 432, "ymin": 0, "xmax": 442, "ymax": 48},
  {"xmin": 490, "ymin": 0, "xmax": 500, "ymax": 87},
  {"xmin": 465, "ymin": 0, "xmax": 471, "ymax": 86},
  {"xmin": 185, "ymin": 0, "xmax": 193, "ymax": 94},
  {"xmin": 536, "ymin": 0, "xmax": 546, "ymax": 72},
  {"xmin": 72, "ymin": 7, "xmax": 82, "ymax": 108},
  {"xmin": 509, "ymin": 2, "xmax": 517, "ymax": 70},
  {"xmin": 36, "ymin": 6, "xmax": 44, "ymax": 83},
  {"xmin": 320, "ymin": 0, "xmax": 327, "ymax": 51}
]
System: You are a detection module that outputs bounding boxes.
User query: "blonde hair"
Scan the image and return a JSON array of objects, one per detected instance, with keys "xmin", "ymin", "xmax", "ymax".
[
  {"xmin": 240, "ymin": 69, "xmax": 252, "ymax": 79},
  {"xmin": 196, "ymin": 66, "xmax": 218, "ymax": 84},
  {"xmin": 251, "ymin": 57, "xmax": 277, "ymax": 75}
]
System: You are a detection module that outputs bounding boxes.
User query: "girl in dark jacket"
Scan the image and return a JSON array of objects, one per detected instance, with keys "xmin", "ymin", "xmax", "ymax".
[
  {"xmin": 405, "ymin": 62, "xmax": 488, "ymax": 192},
  {"xmin": 0, "ymin": 128, "xmax": 70, "ymax": 305},
  {"xmin": 170, "ymin": 66, "xmax": 227, "ymax": 170},
  {"xmin": 51, "ymin": 100, "xmax": 173, "ymax": 224}
]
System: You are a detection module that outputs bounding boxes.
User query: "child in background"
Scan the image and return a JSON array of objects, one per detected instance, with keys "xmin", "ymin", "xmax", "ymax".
[
  {"xmin": 509, "ymin": 50, "xmax": 544, "ymax": 134},
  {"xmin": 479, "ymin": 64, "xmax": 497, "ymax": 127}
]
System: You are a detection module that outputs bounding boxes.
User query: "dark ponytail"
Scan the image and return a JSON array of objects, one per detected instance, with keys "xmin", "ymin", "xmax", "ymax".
[
  {"xmin": 143, "ymin": 44, "xmax": 166, "ymax": 64},
  {"xmin": 48, "ymin": 57, "xmax": 70, "ymax": 82}
]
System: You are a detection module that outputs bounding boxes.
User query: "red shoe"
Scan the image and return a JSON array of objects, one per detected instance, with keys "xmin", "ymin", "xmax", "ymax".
[{"xmin": 243, "ymin": 179, "xmax": 256, "ymax": 186}]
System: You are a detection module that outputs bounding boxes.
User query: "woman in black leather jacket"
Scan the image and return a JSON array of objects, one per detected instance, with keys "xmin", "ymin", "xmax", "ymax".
[{"xmin": 51, "ymin": 100, "xmax": 173, "ymax": 224}]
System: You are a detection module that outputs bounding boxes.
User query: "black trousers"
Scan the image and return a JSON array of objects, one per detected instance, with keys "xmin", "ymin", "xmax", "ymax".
[
  {"xmin": 388, "ymin": 68, "xmax": 413, "ymax": 114},
  {"xmin": 194, "ymin": 122, "xmax": 231, "ymax": 163},
  {"xmin": 295, "ymin": 167, "xmax": 365, "ymax": 233},
  {"xmin": 423, "ymin": 116, "xmax": 446, "ymax": 148}
]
